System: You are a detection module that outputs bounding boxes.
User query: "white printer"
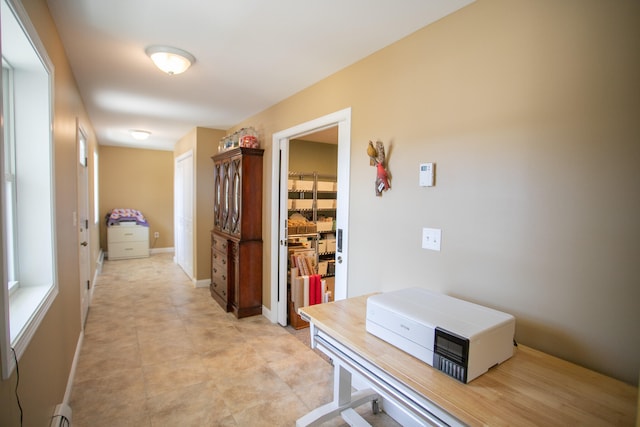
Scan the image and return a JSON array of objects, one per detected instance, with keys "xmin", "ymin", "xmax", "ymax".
[{"xmin": 366, "ymin": 287, "xmax": 515, "ymax": 383}]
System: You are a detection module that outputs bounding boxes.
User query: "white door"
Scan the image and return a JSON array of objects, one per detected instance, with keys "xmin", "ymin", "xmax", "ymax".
[
  {"xmin": 77, "ymin": 125, "xmax": 91, "ymax": 327},
  {"xmin": 272, "ymin": 108, "xmax": 352, "ymax": 325},
  {"xmin": 175, "ymin": 151, "xmax": 194, "ymax": 278}
]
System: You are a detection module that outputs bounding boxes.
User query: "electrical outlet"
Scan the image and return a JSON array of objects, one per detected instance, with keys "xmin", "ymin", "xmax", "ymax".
[{"xmin": 154, "ymin": 231, "xmax": 160, "ymax": 238}]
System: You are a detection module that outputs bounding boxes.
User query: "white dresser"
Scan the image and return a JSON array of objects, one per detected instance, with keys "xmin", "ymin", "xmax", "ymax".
[{"xmin": 107, "ymin": 225, "xmax": 149, "ymax": 260}]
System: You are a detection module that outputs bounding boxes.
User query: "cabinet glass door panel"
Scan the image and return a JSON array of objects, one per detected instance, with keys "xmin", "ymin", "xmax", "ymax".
[
  {"xmin": 222, "ymin": 161, "xmax": 230, "ymax": 232},
  {"xmin": 214, "ymin": 163, "xmax": 223, "ymax": 230},
  {"xmin": 230, "ymin": 158, "xmax": 242, "ymax": 235}
]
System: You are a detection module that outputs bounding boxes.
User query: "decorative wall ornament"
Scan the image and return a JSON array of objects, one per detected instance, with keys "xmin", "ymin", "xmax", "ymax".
[{"xmin": 367, "ymin": 140, "xmax": 391, "ymax": 196}]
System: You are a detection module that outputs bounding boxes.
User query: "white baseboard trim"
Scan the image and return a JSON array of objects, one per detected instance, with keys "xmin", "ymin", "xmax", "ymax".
[
  {"xmin": 104, "ymin": 248, "xmax": 173, "ymax": 261},
  {"xmin": 262, "ymin": 305, "xmax": 274, "ymax": 322},
  {"xmin": 96, "ymin": 249, "xmax": 104, "ymax": 272},
  {"xmin": 91, "ymin": 250, "xmax": 103, "ymax": 300},
  {"xmin": 150, "ymin": 247, "xmax": 174, "ymax": 254},
  {"xmin": 63, "ymin": 330, "xmax": 84, "ymax": 405},
  {"xmin": 194, "ymin": 278, "xmax": 210, "ymax": 289}
]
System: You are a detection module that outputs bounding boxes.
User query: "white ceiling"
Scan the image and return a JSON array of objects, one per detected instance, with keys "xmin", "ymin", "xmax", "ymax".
[{"xmin": 47, "ymin": 0, "xmax": 473, "ymax": 151}]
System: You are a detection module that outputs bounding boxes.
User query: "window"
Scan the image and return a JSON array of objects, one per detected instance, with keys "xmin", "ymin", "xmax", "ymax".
[
  {"xmin": 1, "ymin": 0, "xmax": 56, "ymax": 379},
  {"xmin": 3, "ymin": 62, "xmax": 18, "ymax": 295}
]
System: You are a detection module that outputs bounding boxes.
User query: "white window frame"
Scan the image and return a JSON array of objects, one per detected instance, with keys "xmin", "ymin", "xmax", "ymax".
[
  {"xmin": 3, "ymin": 62, "xmax": 18, "ymax": 297},
  {"xmin": 1, "ymin": 0, "xmax": 57, "ymax": 380}
]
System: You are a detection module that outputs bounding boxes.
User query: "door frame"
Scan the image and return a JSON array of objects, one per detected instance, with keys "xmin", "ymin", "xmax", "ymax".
[{"xmin": 270, "ymin": 108, "xmax": 352, "ymax": 325}]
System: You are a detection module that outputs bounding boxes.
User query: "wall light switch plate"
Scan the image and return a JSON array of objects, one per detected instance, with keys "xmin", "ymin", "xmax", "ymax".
[{"xmin": 422, "ymin": 228, "xmax": 441, "ymax": 251}]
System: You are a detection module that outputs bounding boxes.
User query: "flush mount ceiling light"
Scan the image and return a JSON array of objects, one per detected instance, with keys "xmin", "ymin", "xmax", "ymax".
[
  {"xmin": 145, "ymin": 45, "xmax": 195, "ymax": 75},
  {"xmin": 130, "ymin": 129, "xmax": 151, "ymax": 140}
]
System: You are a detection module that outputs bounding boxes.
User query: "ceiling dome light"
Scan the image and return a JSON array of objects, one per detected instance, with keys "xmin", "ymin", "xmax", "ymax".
[
  {"xmin": 130, "ymin": 130, "xmax": 151, "ymax": 140},
  {"xmin": 145, "ymin": 45, "xmax": 195, "ymax": 75}
]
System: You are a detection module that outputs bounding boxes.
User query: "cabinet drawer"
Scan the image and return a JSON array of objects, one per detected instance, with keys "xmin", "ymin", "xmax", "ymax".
[
  {"xmin": 108, "ymin": 241, "xmax": 149, "ymax": 260},
  {"xmin": 211, "ymin": 254, "xmax": 227, "ymax": 279},
  {"xmin": 211, "ymin": 267, "xmax": 227, "ymax": 288},
  {"xmin": 211, "ymin": 250, "xmax": 227, "ymax": 268},
  {"xmin": 211, "ymin": 268, "xmax": 227, "ymax": 286},
  {"xmin": 210, "ymin": 282, "xmax": 226, "ymax": 299},
  {"xmin": 108, "ymin": 226, "xmax": 149, "ymax": 242},
  {"xmin": 211, "ymin": 270, "xmax": 227, "ymax": 298},
  {"xmin": 211, "ymin": 234, "xmax": 228, "ymax": 253}
]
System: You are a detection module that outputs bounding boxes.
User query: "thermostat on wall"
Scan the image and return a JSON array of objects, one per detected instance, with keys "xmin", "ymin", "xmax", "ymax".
[{"xmin": 419, "ymin": 163, "xmax": 435, "ymax": 187}]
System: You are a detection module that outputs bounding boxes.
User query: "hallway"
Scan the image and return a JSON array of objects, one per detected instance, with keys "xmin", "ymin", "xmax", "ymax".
[{"xmin": 69, "ymin": 253, "xmax": 396, "ymax": 426}]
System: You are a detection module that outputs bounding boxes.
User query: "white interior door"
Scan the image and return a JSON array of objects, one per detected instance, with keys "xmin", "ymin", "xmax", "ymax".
[
  {"xmin": 175, "ymin": 159, "xmax": 183, "ymax": 264},
  {"xmin": 77, "ymin": 125, "xmax": 91, "ymax": 327},
  {"xmin": 175, "ymin": 151, "xmax": 194, "ymax": 279},
  {"xmin": 272, "ymin": 108, "xmax": 352, "ymax": 325}
]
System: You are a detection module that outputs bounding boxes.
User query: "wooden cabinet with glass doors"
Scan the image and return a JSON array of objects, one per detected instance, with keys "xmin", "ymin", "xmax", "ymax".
[{"xmin": 211, "ymin": 147, "xmax": 263, "ymax": 318}]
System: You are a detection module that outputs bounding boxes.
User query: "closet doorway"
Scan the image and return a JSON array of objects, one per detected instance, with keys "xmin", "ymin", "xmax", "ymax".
[{"xmin": 271, "ymin": 108, "xmax": 352, "ymax": 326}]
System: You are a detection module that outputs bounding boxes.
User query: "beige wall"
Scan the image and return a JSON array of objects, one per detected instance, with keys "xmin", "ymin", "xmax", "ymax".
[
  {"xmin": 175, "ymin": 127, "xmax": 225, "ymax": 282},
  {"xmin": 1, "ymin": 4, "xmax": 637, "ymax": 426},
  {"xmin": 234, "ymin": 0, "xmax": 640, "ymax": 385},
  {"xmin": 0, "ymin": 0, "xmax": 100, "ymax": 425},
  {"xmin": 290, "ymin": 140, "xmax": 338, "ymax": 175},
  {"xmin": 99, "ymin": 146, "xmax": 174, "ymax": 251}
]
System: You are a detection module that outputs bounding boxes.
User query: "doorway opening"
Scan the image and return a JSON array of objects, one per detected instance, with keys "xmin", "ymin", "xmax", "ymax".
[{"xmin": 271, "ymin": 108, "xmax": 352, "ymax": 326}]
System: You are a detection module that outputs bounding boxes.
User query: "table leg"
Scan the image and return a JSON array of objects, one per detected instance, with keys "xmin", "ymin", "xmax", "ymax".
[{"xmin": 296, "ymin": 359, "xmax": 379, "ymax": 426}]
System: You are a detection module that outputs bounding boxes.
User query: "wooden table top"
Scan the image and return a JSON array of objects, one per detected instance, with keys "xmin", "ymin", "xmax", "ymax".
[{"xmin": 300, "ymin": 294, "xmax": 638, "ymax": 426}]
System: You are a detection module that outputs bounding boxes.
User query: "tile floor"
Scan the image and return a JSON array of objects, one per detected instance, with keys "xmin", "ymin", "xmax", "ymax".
[{"xmin": 70, "ymin": 253, "xmax": 399, "ymax": 427}]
